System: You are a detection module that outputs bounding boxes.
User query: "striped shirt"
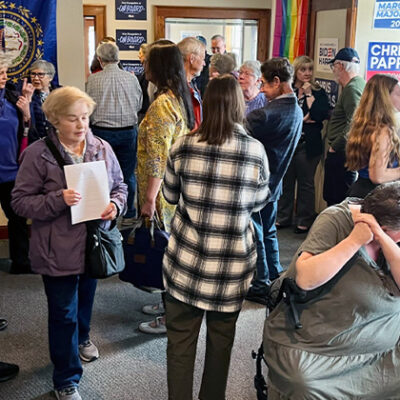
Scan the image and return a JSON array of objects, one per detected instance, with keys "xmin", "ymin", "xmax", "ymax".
[
  {"xmin": 162, "ymin": 124, "xmax": 270, "ymax": 312},
  {"xmin": 86, "ymin": 63, "xmax": 142, "ymax": 128}
]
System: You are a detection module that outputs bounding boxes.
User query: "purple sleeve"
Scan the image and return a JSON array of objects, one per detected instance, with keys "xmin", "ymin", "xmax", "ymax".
[{"xmin": 11, "ymin": 145, "xmax": 68, "ymax": 221}]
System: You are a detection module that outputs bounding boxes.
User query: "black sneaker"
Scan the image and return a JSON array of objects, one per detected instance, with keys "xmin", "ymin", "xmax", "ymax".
[
  {"xmin": 0, "ymin": 362, "xmax": 19, "ymax": 382},
  {"xmin": 0, "ymin": 319, "xmax": 8, "ymax": 331},
  {"xmin": 9, "ymin": 263, "xmax": 33, "ymax": 274}
]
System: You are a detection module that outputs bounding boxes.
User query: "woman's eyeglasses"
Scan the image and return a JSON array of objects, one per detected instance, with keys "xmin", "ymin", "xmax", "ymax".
[{"xmin": 30, "ymin": 72, "xmax": 47, "ymax": 78}]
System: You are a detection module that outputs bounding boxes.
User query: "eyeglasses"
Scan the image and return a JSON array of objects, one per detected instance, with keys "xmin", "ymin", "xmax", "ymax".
[
  {"xmin": 30, "ymin": 72, "xmax": 47, "ymax": 78},
  {"xmin": 329, "ymin": 62, "xmax": 341, "ymax": 71},
  {"xmin": 239, "ymin": 70, "xmax": 255, "ymax": 78}
]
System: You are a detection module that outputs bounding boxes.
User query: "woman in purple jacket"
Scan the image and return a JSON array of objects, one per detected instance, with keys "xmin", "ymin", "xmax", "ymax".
[{"xmin": 12, "ymin": 86, "xmax": 127, "ymax": 400}]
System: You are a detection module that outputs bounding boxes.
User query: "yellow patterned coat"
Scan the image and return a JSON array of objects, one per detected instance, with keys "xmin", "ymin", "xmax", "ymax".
[{"xmin": 137, "ymin": 90, "xmax": 188, "ymax": 232}]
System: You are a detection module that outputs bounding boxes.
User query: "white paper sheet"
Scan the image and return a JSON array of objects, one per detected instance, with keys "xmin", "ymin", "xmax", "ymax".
[{"xmin": 64, "ymin": 160, "xmax": 110, "ymax": 224}]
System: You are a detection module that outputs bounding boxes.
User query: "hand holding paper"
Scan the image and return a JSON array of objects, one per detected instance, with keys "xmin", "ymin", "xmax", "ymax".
[{"xmin": 62, "ymin": 189, "xmax": 81, "ymax": 206}]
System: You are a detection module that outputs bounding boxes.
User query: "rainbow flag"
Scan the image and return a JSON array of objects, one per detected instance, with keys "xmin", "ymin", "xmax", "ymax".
[{"xmin": 273, "ymin": 0, "xmax": 309, "ymax": 62}]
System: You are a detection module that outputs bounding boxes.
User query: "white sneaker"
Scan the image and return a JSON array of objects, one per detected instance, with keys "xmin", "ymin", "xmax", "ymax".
[
  {"xmin": 120, "ymin": 217, "xmax": 139, "ymax": 226},
  {"xmin": 142, "ymin": 301, "xmax": 165, "ymax": 315},
  {"xmin": 138, "ymin": 316, "xmax": 166, "ymax": 334},
  {"xmin": 55, "ymin": 386, "xmax": 82, "ymax": 400}
]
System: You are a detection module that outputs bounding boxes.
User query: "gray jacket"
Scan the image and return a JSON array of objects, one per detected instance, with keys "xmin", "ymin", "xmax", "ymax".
[{"xmin": 11, "ymin": 128, "xmax": 127, "ymax": 276}]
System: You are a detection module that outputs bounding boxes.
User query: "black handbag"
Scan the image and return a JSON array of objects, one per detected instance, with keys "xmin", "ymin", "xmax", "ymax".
[
  {"xmin": 44, "ymin": 137, "xmax": 125, "ymax": 279},
  {"xmin": 119, "ymin": 216, "xmax": 169, "ymax": 291},
  {"xmin": 85, "ymin": 219, "xmax": 125, "ymax": 279}
]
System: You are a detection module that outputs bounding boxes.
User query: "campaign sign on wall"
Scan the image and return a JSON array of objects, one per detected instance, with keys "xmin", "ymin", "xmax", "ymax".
[
  {"xmin": 116, "ymin": 0, "xmax": 146, "ymax": 20},
  {"xmin": 315, "ymin": 78, "xmax": 339, "ymax": 108},
  {"xmin": 316, "ymin": 38, "xmax": 338, "ymax": 73},
  {"xmin": 116, "ymin": 30, "xmax": 146, "ymax": 51},
  {"xmin": 374, "ymin": 0, "xmax": 400, "ymax": 29},
  {"xmin": 120, "ymin": 60, "xmax": 144, "ymax": 75},
  {"xmin": 367, "ymin": 42, "xmax": 400, "ymax": 80}
]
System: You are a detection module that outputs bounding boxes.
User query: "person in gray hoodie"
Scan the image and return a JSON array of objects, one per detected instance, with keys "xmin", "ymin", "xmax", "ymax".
[{"xmin": 12, "ymin": 86, "xmax": 127, "ymax": 400}]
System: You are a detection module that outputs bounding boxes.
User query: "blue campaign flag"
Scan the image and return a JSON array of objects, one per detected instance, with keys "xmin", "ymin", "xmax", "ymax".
[{"xmin": 0, "ymin": 0, "xmax": 58, "ymax": 84}]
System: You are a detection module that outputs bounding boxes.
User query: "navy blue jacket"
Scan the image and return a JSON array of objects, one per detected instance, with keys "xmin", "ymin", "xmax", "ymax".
[{"xmin": 246, "ymin": 94, "xmax": 302, "ymax": 202}]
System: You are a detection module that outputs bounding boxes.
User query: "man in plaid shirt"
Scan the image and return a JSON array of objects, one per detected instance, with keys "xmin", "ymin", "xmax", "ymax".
[{"xmin": 86, "ymin": 42, "xmax": 142, "ymax": 220}]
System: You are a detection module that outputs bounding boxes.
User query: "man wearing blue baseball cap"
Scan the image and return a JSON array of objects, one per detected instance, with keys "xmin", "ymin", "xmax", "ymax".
[{"xmin": 323, "ymin": 47, "xmax": 366, "ymax": 206}]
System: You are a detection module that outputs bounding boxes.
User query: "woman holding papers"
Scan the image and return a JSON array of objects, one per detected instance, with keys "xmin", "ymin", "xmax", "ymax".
[{"xmin": 11, "ymin": 86, "xmax": 127, "ymax": 400}]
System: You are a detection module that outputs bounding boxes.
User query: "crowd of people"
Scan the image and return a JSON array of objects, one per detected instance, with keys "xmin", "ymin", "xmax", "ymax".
[{"xmin": 1, "ymin": 32, "xmax": 400, "ymax": 400}]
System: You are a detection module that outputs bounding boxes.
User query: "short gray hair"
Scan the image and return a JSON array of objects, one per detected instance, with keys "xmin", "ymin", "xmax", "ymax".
[
  {"xmin": 96, "ymin": 42, "xmax": 119, "ymax": 63},
  {"xmin": 177, "ymin": 37, "xmax": 205, "ymax": 60},
  {"xmin": 341, "ymin": 60, "xmax": 360, "ymax": 75},
  {"xmin": 210, "ymin": 53, "xmax": 235, "ymax": 74},
  {"xmin": 211, "ymin": 34, "xmax": 225, "ymax": 43},
  {"xmin": 30, "ymin": 60, "xmax": 56, "ymax": 79},
  {"xmin": 240, "ymin": 60, "xmax": 262, "ymax": 80}
]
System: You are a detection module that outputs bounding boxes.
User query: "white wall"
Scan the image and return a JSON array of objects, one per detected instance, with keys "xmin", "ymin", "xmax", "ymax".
[
  {"xmin": 355, "ymin": 0, "xmax": 398, "ymax": 79},
  {"xmin": 57, "ymin": 0, "xmax": 86, "ymax": 89}
]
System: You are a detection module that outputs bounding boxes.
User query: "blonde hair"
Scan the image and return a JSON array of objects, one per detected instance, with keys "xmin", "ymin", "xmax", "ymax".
[
  {"xmin": 42, "ymin": 86, "xmax": 96, "ymax": 125},
  {"xmin": 292, "ymin": 55, "xmax": 319, "ymax": 90},
  {"xmin": 346, "ymin": 74, "xmax": 400, "ymax": 171}
]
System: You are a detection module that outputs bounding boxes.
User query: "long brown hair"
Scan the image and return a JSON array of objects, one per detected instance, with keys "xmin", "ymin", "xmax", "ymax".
[
  {"xmin": 146, "ymin": 44, "xmax": 194, "ymax": 130},
  {"xmin": 346, "ymin": 74, "xmax": 400, "ymax": 170},
  {"xmin": 198, "ymin": 74, "xmax": 245, "ymax": 145}
]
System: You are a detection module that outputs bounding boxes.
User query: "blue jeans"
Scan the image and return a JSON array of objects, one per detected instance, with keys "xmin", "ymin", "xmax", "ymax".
[
  {"xmin": 42, "ymin": 274, "xmax": 97, "ymax": 390},
  {"xmin": 92, "ymin": 126, "xmax": 137, "ymax": 218},
  {"xmin": 251, "ymin": 201, "xmax": 282, "ymax": 289}
]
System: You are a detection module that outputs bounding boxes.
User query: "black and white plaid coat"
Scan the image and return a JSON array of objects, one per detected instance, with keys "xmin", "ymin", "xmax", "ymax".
[{"xmin": 162, "ymin": 124, "xmax": 270, "ymax": 312}]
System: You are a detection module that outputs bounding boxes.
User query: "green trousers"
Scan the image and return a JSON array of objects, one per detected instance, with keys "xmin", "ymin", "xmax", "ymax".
[{"xmin": 165, "ymin": 293, "xmax": 240, "ymax": 400}]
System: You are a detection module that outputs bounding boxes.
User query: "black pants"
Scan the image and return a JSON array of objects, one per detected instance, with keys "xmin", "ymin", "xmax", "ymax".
[
  {"xmin": 348, "ymin": 177, "xmax": 378, "ymax": 199},
  {"xmin": 0, "ymin": 181, "xmax": 30, "ymax": 272},
  {"xmin": 323, "ymin": 152, "xmax": 357, "ymax": 206}
]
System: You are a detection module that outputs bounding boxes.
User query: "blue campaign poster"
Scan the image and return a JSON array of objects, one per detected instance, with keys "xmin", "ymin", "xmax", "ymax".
[
  {"xmin": 374, "ymin": 0, "xmax": 400, "ymax": 29},
  {"xmin": 116, "ymin": 30, "xmax": 147, "ymax": 51},
  {"xmin": 116, "ymin": 0, "xmax": 146, "ymax": 20},
  {"xmin": 367, "ymin": 42, "xmax": 400, "ymax": 80},
  {"xmin": 314, "ymin": 78, "xmax": 339, "ymax": 108},
  {"xmin": 120, "ymin": 60, "xmax": 144, "ymax": 75}
]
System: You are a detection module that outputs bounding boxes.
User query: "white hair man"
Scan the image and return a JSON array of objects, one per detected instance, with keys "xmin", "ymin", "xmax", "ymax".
[
  {"xmin": 323, "ymin": 47, "xmax": 366, "ymax": 206},
  {"xmin": 177, "ymin": 37, "xmax": 205, "ymax": 130},
  {"xmin": 86, "ymin": 42, "xmax": 142, "ymax": 222}
]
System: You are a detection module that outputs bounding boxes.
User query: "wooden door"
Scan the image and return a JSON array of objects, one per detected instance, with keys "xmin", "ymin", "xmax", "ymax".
[{"xmin": 83, "ymin": 5, "xmax": 106, "ymax": 79}]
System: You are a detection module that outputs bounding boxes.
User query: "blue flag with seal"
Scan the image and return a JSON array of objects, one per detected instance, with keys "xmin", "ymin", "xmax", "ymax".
[{"xmin": 0, "ymin": 0, "xmax": 57, "ymax": 84}]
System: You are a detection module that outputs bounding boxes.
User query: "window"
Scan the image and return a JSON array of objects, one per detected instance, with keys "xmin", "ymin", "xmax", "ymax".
[{"xmin": 165, "ymin": 18, "xmax": 258, "ymax": 65}]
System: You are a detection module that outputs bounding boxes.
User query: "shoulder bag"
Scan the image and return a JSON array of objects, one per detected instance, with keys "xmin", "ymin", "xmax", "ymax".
[{"xmin": 44, "ymin": 137, "xmax": 125, "ymax": 279}]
